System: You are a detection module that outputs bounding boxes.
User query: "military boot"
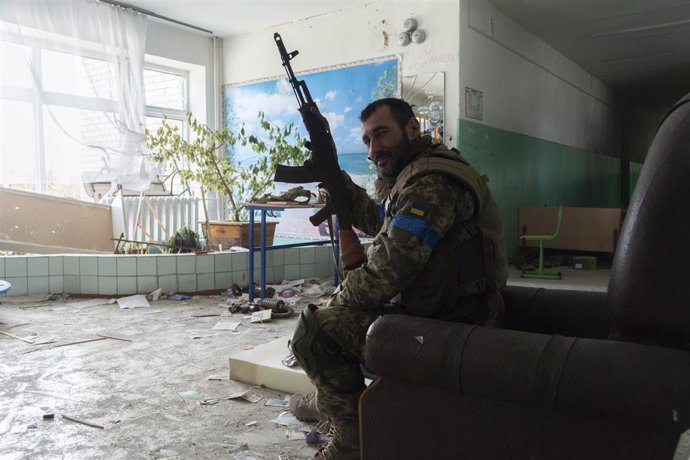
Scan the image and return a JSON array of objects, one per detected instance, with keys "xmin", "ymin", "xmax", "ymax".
[
  {"xmin": 314, "ymin": 417, "xmax": 360, "ymax": 460},
  {"xmin": 289, "ymin": 391, "xmax": 322, "ymax": 422}
]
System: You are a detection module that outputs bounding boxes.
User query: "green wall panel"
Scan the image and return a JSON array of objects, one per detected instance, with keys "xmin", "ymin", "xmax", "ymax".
[{"xmin": 456, "ymin": 119, "xmax": 640, "ymax": 258}]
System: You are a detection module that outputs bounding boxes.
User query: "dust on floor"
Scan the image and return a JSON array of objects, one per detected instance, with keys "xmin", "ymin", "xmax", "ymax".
[{"xmin": 0, "ymin": 289, "xmax": 325, "ymax": 460}]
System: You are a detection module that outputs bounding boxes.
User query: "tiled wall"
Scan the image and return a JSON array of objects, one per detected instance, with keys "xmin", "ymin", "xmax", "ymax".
[{"xmin": 0, "ymin": 246, "xmax": 336, "ymax": 297}]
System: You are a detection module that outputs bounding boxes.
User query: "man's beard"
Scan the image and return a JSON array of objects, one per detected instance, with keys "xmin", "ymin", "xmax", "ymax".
[{"xmin": 375, "ymin": 132, "xmax": 412, "ymax": 179}]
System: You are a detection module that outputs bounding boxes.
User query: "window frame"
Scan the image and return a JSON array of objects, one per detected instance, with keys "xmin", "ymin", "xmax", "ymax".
[{"xmin": 0, "ymin": 34, "xmax": 190, "ymax": 198}]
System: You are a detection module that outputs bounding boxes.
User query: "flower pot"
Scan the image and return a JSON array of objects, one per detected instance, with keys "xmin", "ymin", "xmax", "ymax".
[{"xmin": 200, "ymin": 221, "xmax": 277, "ymax": 251}]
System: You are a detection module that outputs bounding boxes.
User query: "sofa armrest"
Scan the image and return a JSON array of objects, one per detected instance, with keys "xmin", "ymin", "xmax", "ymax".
[
  {"xmin": 501, "ymin": 285, "xmax": 610, "ymax": 338},
  {"xmin": 364, "ymin": 314, "xmax": 690, "ymax": 432}
]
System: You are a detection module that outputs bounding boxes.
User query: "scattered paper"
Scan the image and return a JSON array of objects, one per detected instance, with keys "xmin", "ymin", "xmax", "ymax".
[
  {"xmin": 230, "ymin": 449, "xmax": 257, "ymax": 460},
  {"xmin": 188, "ymin": 330, "xmax": 214, "ymax": 339},
  {"xmin": 300, "ymin": 285, "xmax": 324, "ymax": 297},
  {"xmin": 267, "ymin": 279, "xmax": 304, "ymax": 291},
  {"xmin": 200, "ymin": 399, "xmax": 219, "ymax": 405},
  {"xmin": 265, "ymin": 398, "xmax": 288, "ymax": 408},
  {"xmin": 245, "ymin": 420, "xmax": 258, "ymax": 427},
  {"xmin": 250, "ymin": 310, "xmax": 272, "ymax": 323},
  {"xmin": 286, "ymin": 425, "xmax": 306, "ymax": 440},
  {"xmin": 117, "ymin": 295, "xmax": 150, "ymax": 309},
  {"xmin": 228, "ymin": 390, "xmax": 262, "ymax": 403},
  {"xmin": 147, "ymin": 288, "xmax": 162, "ymax": 302},
  {"xmin": 415, "ymin": 335, "xmax": 424, "ymax": 344},
  {"xmin": 178, "ymin": 390, "xmax": 201, "ymax": 401},
  {"xmin": 271, "ymin": 411, "xmax": 302, "ymax": 427},
  {"xmin": 212, "ymin": 321, "xmax": 241, "ymax": 331}
]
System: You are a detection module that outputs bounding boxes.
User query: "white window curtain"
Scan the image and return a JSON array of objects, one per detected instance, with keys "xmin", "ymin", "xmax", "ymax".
[{"xmin": 0, "ymin": 0, "xmax": 159, "ymax": 195}]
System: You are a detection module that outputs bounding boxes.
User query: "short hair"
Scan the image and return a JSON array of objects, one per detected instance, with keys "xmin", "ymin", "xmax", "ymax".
[{"xmin": 360, "ymin": 98, "xmax": 415, "ymax": 131}]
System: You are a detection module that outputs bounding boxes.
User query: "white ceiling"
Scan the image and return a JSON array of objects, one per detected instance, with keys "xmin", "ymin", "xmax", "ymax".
[
  {"xmin": 124, "ymin": 0, "xmax": 374, "ymax": 36},
  {"xmin": 125, "ymin": 0, "xmax": 690, "ymax": 104},
  {"xmin": 488, "ymin": 0, "xmax": 690, "ymax": 103}
]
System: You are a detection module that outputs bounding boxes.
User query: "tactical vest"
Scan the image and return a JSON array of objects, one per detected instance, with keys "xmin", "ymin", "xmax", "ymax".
[{"xmin": 381, "ymin": 146, "xmax": 508, "ymax": 326}]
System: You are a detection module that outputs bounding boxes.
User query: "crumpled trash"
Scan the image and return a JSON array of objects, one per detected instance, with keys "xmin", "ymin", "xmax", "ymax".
[
  {"xmin": 306, "ymin": 426, "xmax": 322, "ymax": 445},
  {"xmin": 168, "ymin": 293, "xmax": 191, "ymax": 301}
]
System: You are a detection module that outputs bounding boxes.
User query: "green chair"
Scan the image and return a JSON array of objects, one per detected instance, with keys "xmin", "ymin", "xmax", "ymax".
[{"xmin": 520, "ymin": 206, "xmax": 564, "ymax": 280}]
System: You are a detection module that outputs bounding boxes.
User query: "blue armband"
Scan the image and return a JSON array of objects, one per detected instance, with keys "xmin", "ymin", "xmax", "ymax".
[{"xmin": 390, "ymin": 214, "xmax": 439, "ymax": 248}]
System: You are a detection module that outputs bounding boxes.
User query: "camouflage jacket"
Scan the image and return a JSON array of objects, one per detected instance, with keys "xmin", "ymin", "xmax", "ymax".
[{"xmin": 331, "ymin": 138, "xmax": 480, "ymax": 311}]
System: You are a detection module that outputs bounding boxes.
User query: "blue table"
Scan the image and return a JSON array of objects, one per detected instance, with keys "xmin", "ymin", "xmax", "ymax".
[{"xmin": 243, "ymin": 202, "xmax": 339, "ymax": 302}]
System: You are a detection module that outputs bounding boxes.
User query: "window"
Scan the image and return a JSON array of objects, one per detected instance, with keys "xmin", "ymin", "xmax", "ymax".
[{"xmin": 0, "ymin": 37, "xmax": 189, "ymax": 200}]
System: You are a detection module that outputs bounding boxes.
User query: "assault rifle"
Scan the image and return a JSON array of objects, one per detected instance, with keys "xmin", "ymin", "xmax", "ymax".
[{"xmin": 273, "ymin": 33, "xmax": 364, "ymax": 269}]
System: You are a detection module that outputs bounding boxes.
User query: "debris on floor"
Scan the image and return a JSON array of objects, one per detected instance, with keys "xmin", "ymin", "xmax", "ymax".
[
  {"xmin": 0, "ymin": 277, "xmax": 338, "ymax": 459},
  {"xmin": 116, "ymin": 294, "xmax": 150, "ymax": 309},
  {"xmin": 228, "ymin": 390, "xmax": 263, "ymax": 403}
]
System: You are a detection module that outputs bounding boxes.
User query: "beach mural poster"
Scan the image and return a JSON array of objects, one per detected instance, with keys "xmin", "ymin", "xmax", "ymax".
[{"xmin": 222, "ymin": 57, "xmax": 399, "ymax": 237}]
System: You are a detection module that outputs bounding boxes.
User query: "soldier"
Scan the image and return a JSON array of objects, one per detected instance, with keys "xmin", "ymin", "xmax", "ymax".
[{"xmin": 289, "ymin": 98, "xmax": 508, "ymax": 459}]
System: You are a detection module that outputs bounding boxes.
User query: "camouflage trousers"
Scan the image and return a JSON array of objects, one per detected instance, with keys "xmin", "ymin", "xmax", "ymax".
[{"xmin": 307, "ymin": 305, "xmax": 397, "ymax": 419}]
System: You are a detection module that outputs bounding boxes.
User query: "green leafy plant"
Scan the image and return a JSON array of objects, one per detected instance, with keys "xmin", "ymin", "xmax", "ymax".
[
  {"xmin": 146, "ymin": 111, "xmax": 309, "ymax": 222},
  {"xmin": 167, "ymin": 225, "xmax": 202, "ymax": 253}
]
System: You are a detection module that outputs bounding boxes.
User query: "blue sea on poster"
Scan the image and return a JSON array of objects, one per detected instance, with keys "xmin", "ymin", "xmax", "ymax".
[{"xmin": 223, "ymin": 58, "xmax": 398, "ymax": 190}]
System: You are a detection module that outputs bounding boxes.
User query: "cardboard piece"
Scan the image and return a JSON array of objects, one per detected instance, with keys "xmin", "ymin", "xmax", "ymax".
[{"xmin": 229, "ymin": 335, "xmax": 315, "ymax": 394}]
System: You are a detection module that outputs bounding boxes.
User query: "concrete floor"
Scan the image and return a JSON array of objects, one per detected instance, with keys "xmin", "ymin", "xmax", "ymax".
[{"xmin": 0, "ymin": 268, "xmax": 610, "ymax": 459}]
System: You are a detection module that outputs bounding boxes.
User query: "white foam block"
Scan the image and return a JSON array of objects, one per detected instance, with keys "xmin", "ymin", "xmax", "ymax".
[{"xmin": 229, "ymin": 335, "xmax": 315, "ymax": 394}]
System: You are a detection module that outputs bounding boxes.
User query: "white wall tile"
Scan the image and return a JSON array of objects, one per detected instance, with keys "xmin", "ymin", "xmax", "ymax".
[
  {"xmin": 215, "ymin": 272, "xmax": 233, "ymax": 290},
  {"xmin": 159, "ymin": 274, "xmax": 177, "ymax": 292},
  {"xmin": 64, "ymin": 275, "xmax": 80, "ymax": 293},
  {"xmin": 117, "ymin": 257, "xmax": 137, "ymax": 276},
  {"xmin": 0, "ymin": 258, "xmax": 4, "ymax": 277},
  {"xmin": 299, "ymin": 247, "xmax": 315, "ymax": 264},
  {"xmin": 137, "ymin": 276, "xmax": 157, "ymax": 293},
  {"xmin": 49, "ymin": 276, "xmax": 63, "ymax": 294},
  {"xmin": 284, "ymin": 248, "xmax": 300, "ymax": 265},
  {"xmin": 197, "ymin": 273, "xmax": 214, "ymax": 291},
  {"xmin": 28, "ymin": 276, "xmax": 49, "ymax": 295},
  {"xmin": 272, "ymin": 249, "xmax": 284, "ymax": 266},
  {"xmin": 98, "ymin": 257, "xmax": 116, "ymax": 276},
  {"xmin": 157, "ymin": 256, "xmax": 176, "ymax": 276},
  {"xmin": 117, "ymin": 277, "xmax": 137, "ymax": 295},
  {"xmin": 5, "ymin": 277, "xmax": 27, "ymax": 296},
  {"xmin": 178, "ymin": 274, "xmax": 196, "ymax": 292},
  {"xmin": 315, "ymin": 247, "xmax": 330, "ymax": 263},
  {"xmin": 300, "ymin": 264, "xmax": 316, "ymax": 279},
  {"xmin": 99, "ymin": 277, "xmax": 117, "ymax": 295},
  {"xmin": 231, "ymin": 271, "xmax": 247, "ymax": 286},
  {"xmin": 137, "ymin": 256, "xmax": 157, "ymax": 276},
  {"xmin": 284, "ymin": 264, "xmax": 300, "ymax": 280},
  {"xmin": 28, "ymin": 257, "xmax": 49, "ymax": 277},
  {"xmin": 273, "ymin": 266, "xmax": 284, "ymax": 283},
  {"xmin": 196, "ymin": 255, "xmax": 214, "ymax": 274},
  {"xmin": 177, "ymin": 255, "xmax": 196, "ymax": 274},
  {"xmin": 232, "ymin": 253, "xmax": 248, "ymax": 271},
  {"xmin": 6, "ymin": 258, "xmax": 27, "ymax": 277},
  {"xmin": 64, "ymin": 257, "xmax": 79, "ymax": 275},
  {"xmin": 215, "ymin": 254, "xmax": 232, "ymax": 272},
  {"xmin": 49, "ymin": 257, "xmax": 63, "ymax": 275},
  {"xmin": 80, "ymin": 257, "xmax": 98, "ymax": 275},
  {"xmin": 80, "ymin": 275, "xmax": 98, "ymax": 294}
]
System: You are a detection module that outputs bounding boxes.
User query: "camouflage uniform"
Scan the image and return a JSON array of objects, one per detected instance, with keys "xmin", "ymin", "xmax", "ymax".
[{"xmin": 304, "ymin": 137, "xmax": 508, "ymax": 420}]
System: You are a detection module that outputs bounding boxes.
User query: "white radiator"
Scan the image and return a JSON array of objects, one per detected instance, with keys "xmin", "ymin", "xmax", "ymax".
[{"xmin": 105, "ymin": 195, "xmax": 204, "ymax": 243}]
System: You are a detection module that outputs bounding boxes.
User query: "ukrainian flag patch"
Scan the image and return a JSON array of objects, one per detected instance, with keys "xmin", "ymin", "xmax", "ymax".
[{"xmin": 409, "ymin": 203, "xmax": 428, "ymax": 218}]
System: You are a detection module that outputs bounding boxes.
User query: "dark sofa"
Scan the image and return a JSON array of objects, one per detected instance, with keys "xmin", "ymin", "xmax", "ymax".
[{"xmin": 360, "ymin": 94, "xmax": 690, "ymax": 460}]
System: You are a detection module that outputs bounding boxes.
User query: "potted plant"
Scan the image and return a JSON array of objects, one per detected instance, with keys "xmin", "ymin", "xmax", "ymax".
[{"xmin": 146, "ymin": 111, "xmax": 309, "ymax": 250}]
